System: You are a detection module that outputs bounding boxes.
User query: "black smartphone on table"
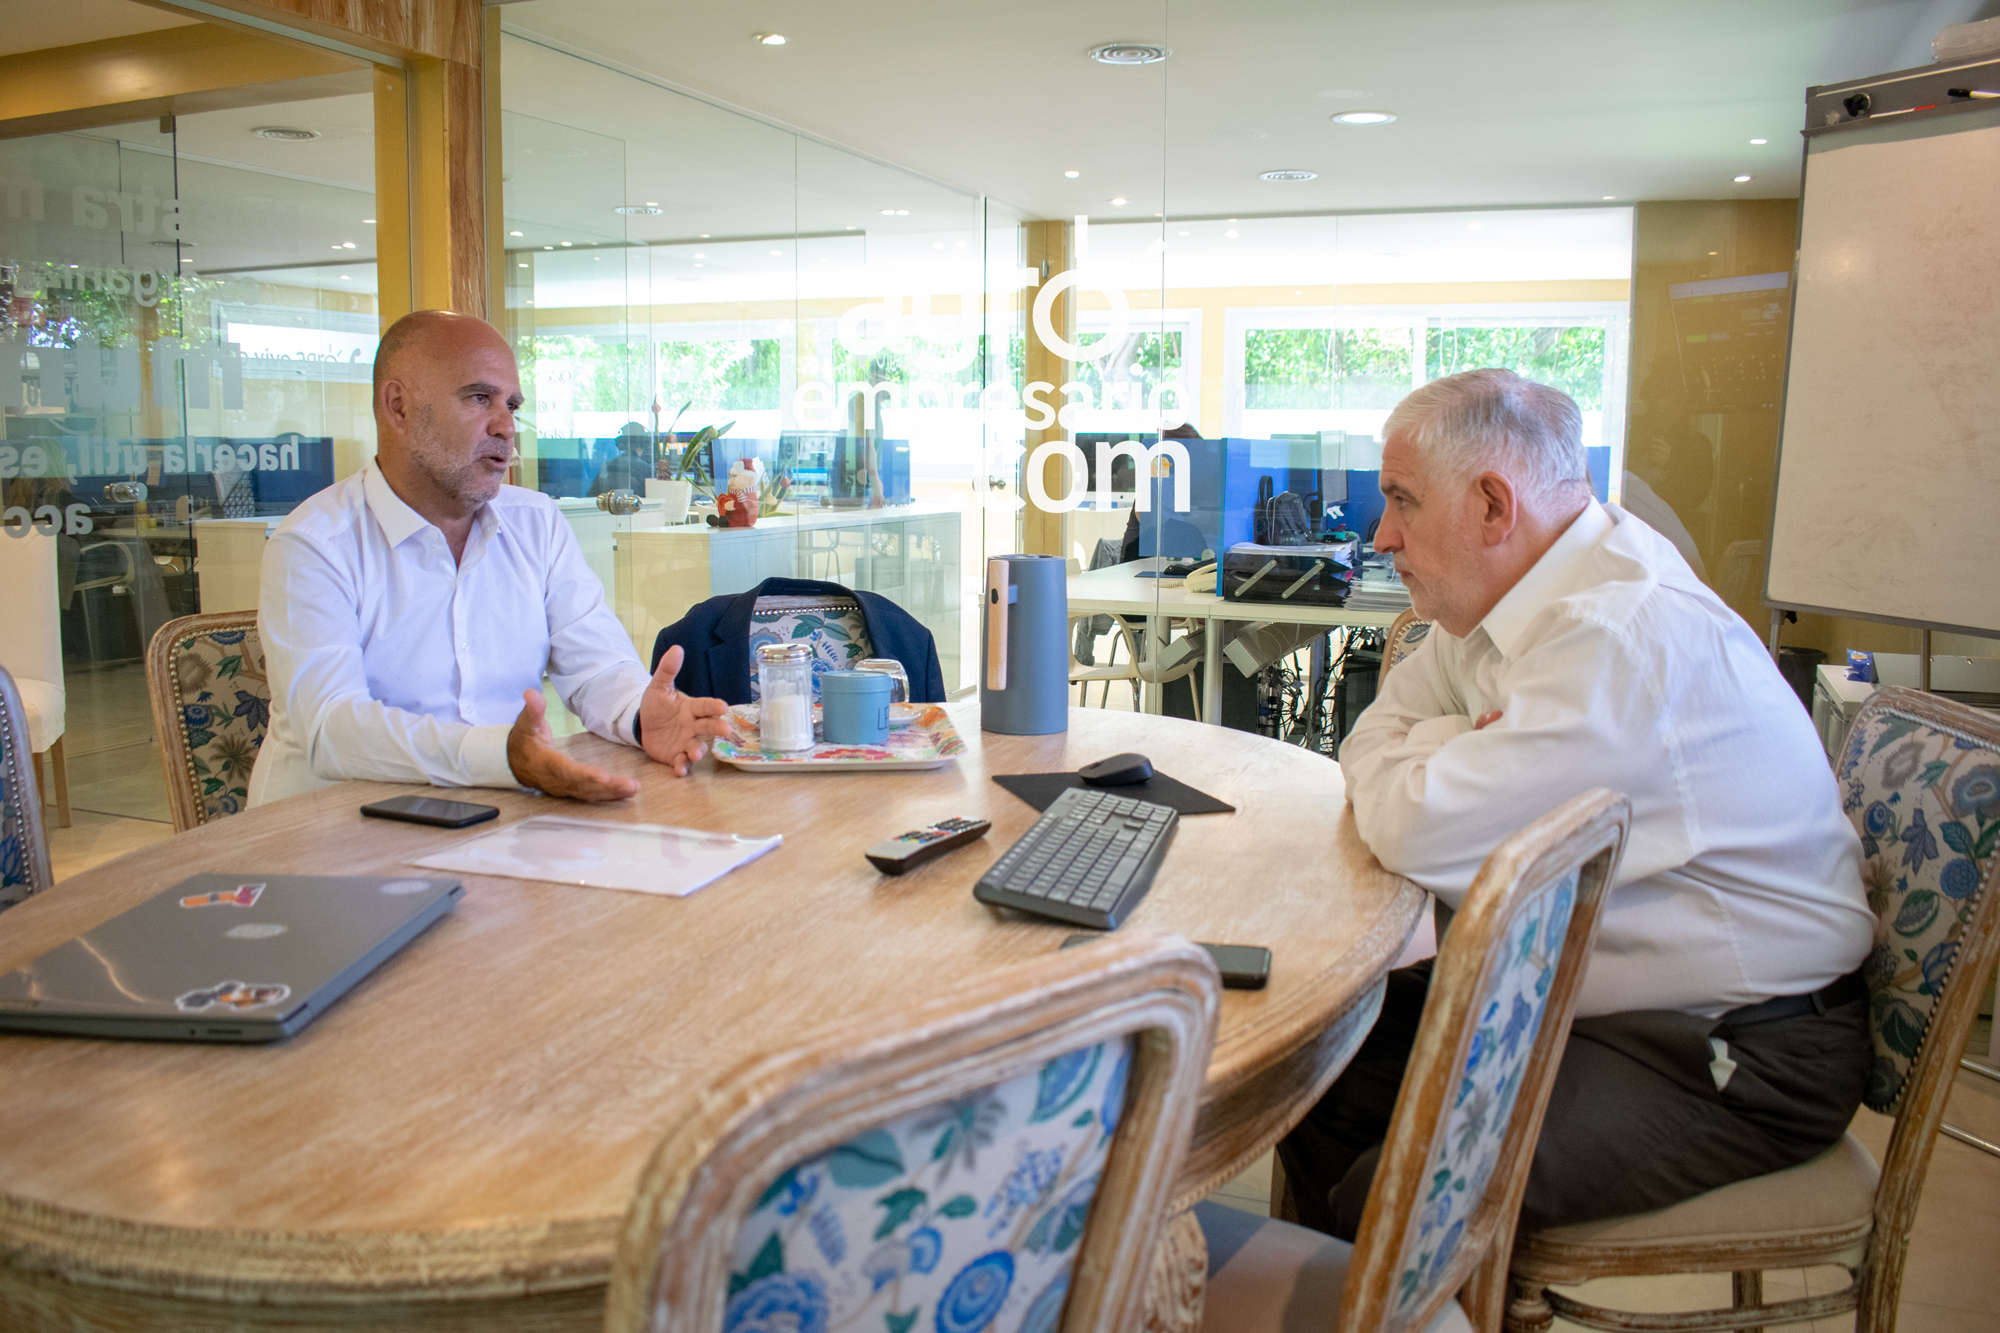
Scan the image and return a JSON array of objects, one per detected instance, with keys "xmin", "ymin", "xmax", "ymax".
[
  {"xmin": 1060, "ymin": 933, "xmax": 1271, "ymax": 989},
  {"xmin": 359, "ymin": 795, "xmax": 501, "ymax": 829}
]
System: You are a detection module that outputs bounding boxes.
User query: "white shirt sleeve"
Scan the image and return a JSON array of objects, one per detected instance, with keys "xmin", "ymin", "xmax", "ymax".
[
  {"xmin": 1340, "ymin": 612, "xmax": 1693, "ymax": 906},
  {"xmin": 540, "ymin": 513, "xmax": 650, "ymax": 746},
  {"xmin": 260, "ymin": 530, "xmax": 518, "ymax": 789}
]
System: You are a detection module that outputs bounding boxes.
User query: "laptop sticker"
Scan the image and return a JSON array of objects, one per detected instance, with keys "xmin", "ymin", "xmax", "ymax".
[
  {"xmin": 181, "ymin": 883, "xmax": 267, "ymax": 910},
  {"xmin": 225, "ymin": 923, "xmax": 288, "ymax": 940},
  {"xmin": 175, "ymin": 980, "xmax": 293, "ymax": 1013},
  {"xmin": 378, "ymin": 880, "xmax": 435, "ymax": 896}
]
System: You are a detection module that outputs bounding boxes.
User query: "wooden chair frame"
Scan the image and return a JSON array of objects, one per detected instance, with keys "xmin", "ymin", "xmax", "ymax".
[
  {"xmin": 0, "ymin": 665, "xmax": 54, "ymax": 899},
  {"xmin": 146, "ymin": 610, "xmax": 262, "ymax": 833},
  {"xmin": 604, "ymin": 932, "xmax": 1222, "ymax": 1333},
  {"xmin": 1507, "ymin": 688, "xmax": 2000, "ymax": 1333},
  {"xmin": 1337, "ymin": 789, "xmax": 1631, "ymax": 1333}
]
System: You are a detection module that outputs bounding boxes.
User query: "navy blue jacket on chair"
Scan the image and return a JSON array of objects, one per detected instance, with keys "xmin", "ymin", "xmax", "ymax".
[{"xmin": 649, "ymin": 577, "xmax": 947, "ymax": 706}]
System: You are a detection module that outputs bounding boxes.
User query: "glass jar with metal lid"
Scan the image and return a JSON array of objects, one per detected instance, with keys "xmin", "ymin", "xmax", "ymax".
[{"xmin": 755, "ymin": 642, "xmax": 815, "ymax": 752}]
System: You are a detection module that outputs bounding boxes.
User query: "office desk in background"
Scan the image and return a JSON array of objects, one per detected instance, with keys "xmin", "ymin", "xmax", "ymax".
[
  {"xmin": 1068, "ymin": 557, "xmax": 1401, "ymax": 722},
  {"xmin": 0, "ymin": 703, "xmax": 1422, "ymax": 1331}
]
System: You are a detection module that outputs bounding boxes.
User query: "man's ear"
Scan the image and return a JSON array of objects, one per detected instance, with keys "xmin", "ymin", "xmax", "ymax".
[
  {"xmin": 377, "ymin": 378, "xmax": 408, "ymax": 436},
  {"xmin": 1474, "ymin": 470, "xmax": 1520, "ymax": 548}
]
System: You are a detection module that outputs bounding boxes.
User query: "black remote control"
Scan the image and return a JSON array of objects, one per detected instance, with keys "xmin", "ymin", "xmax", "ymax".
[{"xmin": 866, "ymin": 817, "xmax": 992, "ymax": 874}]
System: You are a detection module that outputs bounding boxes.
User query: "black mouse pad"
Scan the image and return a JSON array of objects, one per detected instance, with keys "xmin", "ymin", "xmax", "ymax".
[{"xmin": 991, "ymin": 771, "xmax": 1236, "ymax": 815}]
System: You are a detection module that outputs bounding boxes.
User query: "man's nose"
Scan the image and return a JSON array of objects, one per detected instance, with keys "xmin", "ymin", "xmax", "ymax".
[{"xmin": 1374, "ymin": 511, "xmax": 1403, "ymax": 551}]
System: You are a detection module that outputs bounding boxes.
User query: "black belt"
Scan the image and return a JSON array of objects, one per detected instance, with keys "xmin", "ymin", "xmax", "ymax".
[{"xmin": 1720, "ymin": 969, "xmax": 1868, "ymax": 1029}]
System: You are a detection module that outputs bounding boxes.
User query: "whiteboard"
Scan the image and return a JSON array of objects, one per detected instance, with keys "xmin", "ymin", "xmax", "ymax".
[{"xmin": 1765, "ymin": 103, "xmax": 2000, "ymax": 637}]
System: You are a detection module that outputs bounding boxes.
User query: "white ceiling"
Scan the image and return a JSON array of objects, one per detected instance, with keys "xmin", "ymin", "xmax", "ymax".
[
  {"xmin": 0, "ymin": 0, "xmax": 196, "ymax": 59},
  {"xmin": 501, "ymin": 0, "xmax": 2000, "ymax": 220}
]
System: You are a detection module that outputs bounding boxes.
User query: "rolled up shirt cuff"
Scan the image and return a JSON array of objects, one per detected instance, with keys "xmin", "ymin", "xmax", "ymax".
[
  {"xmin": 1407, "ymin": 713, "xmax": 1476, "ymax": 749},
  {"xmin": 463, "ymin": 723, "xmax": 519, "ymax": 789}
]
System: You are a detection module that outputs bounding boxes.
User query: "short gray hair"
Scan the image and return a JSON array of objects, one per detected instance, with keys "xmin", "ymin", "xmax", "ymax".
[{"xmin": 1384, "ymin": 368, "xmax": 1587, "ymax": 508}]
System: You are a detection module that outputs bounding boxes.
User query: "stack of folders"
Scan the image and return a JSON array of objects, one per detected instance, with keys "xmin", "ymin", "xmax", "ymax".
[{"xmin": 1344, "ymin": 558, "xmax": 1413, "ymax": 613}]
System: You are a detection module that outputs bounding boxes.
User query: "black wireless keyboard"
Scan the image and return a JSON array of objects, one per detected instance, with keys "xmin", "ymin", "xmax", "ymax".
[{"xmin": 974, "ymin": 787, "xmax": 1178, "ymax": 929}]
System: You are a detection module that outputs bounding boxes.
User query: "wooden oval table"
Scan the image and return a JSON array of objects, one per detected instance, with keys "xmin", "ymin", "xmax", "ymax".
[{"xmin": 0, "ymin": 705, "xmax": 1423, "ymax": 1331}]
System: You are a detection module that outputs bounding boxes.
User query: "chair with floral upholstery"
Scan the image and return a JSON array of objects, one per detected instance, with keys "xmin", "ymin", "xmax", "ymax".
[
  {"xmin": 1194, "ymin": 789, "xmax": 1630, "ymax": 1333},
  {"xmin": 1504, "ymin": 686, "xmax": 2000, "ymax": 1333},
  {"xmin": 146, "ymin": 612, "xmax": 270, "ymax": 832},
  {"xmin": 1381, "ymin": 610, "xmax": 1433, "ymax": 680},
  {"xmin": 603, "ymin": 932, "xmax": 1221, "ymax": 1333},
  {"xmin": 745, "ymin": 594, "xmax": 875, "ymax": 701},
  {"xmin": 0, "ymin": 665, "xmax": 55, "ymax": 915}
]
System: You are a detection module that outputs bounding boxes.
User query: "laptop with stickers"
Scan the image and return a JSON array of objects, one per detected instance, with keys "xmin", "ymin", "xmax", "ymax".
[{"xmin": 0, "ymin": 873, "xmax": 463, "ymax": 1043}]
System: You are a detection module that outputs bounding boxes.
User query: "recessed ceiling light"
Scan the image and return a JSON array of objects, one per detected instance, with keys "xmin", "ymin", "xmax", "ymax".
[
  {"xmin": 342, "ymin": 241, "xmax": 356, "ymax": 248},
  {"xmin": 845, "ymin": 226, "xmax": 858, "ymax": 230},
  {"xmin": 1708, "ymin": 251, "xmax": 1719, "ymax": 256},
  {"xmin": 1602, "ymin": 195, "xmax": 1616, "ymax": 200},
  {"xmin": 771, "ymin": 249, "xmax": 782, "ymax": 256},
  {"xmin": 693, "ymin": 253, "xmax": 706, "ymax": 259},
  {"xmin": 1089, "ymin": 43, "xmax": 1170, "ymax": 65},
  {"xmin": 616, "ymin": 205, "xmax": 663, "ymax": 215},
  {"xmin": 362, "ymin": 218, "xmax": 376, "ymax": 225},
  {"xmin": 338, "ymin": 274, "xmax": 349, "ymax": 280},
  {"xmin": 1260, "ymin": 170, "xmax": 1316, "ymax": 182},
  {"xmin": 253, "ymin": 126, "xmax": 318, "ymax": 141},
  {"xmin": 1224, "ymin": 229, "xmax": 1239, "ymax": 239},
  {"xmin": 543, "ymin": 246, "xmax": 554, "ymax": 251},
  {"xmin": 1065, "ymin": 170, "xmax": 1080, "ymax": 178},
  {"xmin": 1331, "ymin": 110, "xmax": 1396, "ymax": 126},
  {"xmin": 1734, "ymin": 174, "xmax": 1753, "ymax": 183},
  {"xmin": 560, "ymin": 240, "xmax": 572, "ymax": 246},
  {"xmin": 518, "ymin": 262, "xmax": 529, "ymax": 268},
  {"xmin": 329, "ymin": 244, "xmax": 341, "ymax": 250},
  {"xmin": 754, "ymin": 33, "xmax": 786, "ymax": 45},
  {"xmin": 508, "ymin": 229, "xmax": 523, "ymax": 237},
  {"xmin": 699, "ymin": 233, "xmax": 711, "ymax": 238},
  {"xmin": 1110, "ymin": 197, "xmax": 1128, "ymax": 206},
  {"xmin": 1177, "ymin": 230, "xmax": 1189, "ymax": 236},
  {"xmin": 645, "ymin": 201, "xmax": 659, "ymax": 206},
  {"xmin": 1750, "ymin": 138, "xmax": 1768, "ymax": 145}
]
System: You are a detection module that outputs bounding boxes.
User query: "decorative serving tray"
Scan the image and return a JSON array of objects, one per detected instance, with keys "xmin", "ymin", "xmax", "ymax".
[{"xmin": 713, "ymin": 703, "xmax": 967, "ymax": 772}]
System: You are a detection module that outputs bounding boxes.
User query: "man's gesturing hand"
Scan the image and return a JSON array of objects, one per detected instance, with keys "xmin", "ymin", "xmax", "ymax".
[
  {"xmin": 639, "ymin": 645, "xmax": 731, "ymax": 777},
  {"xmin": 508, "ymin": 689, "xmax": 641, "ymax": 801}
]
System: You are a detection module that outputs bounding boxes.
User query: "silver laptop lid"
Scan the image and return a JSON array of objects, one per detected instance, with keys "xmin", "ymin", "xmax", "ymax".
[{"xmin": 0, "ymin": 872, "xmax": 462, "ymax": 1042}]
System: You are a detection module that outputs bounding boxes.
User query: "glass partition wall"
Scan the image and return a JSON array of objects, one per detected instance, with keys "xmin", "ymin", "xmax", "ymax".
[
  {"xmin": 501, "ymin": 31, "xmax": 1030, "ymax": 697},
  {"xmin": 2, "ymin": 77, "xmax": 379, "ymax": 824},
  {"xmin": 497, "ymin": 25, "xmax": 1632, "ymax": 741}
]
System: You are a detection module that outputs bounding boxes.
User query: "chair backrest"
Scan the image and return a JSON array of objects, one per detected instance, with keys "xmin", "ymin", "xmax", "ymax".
[
  {"xmin": 146, "ymin": 612, "xmax": 270, "ymax": 832},
  {"xmin": 746, "ymin": 594, "xmax": 875, "ymax": 701},
  {"xmin": 1380, "ymin": 610, "xmax": 1432, "ymax": 680},
  {"xmin": 603, "ymin": 933, "xmax": 1220, "ymax": 1333},
  {"xmin": 0, "ymin": 665, "xmax": 54, "ymax": 912},
  {"xmin": 0, "ymin": 528, "xmax": 64, "ymax": 689},
  {"xmin": 1832, "ymin": 687, "xmax": 2000, "ymax": 1319},
  {"xmin": 1341, "ymin": 789, "xmax": 1630, "ymax": 1333}
]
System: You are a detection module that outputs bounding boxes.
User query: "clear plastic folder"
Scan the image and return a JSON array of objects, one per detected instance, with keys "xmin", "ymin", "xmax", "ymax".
[{"xmin": 409, "ymin": 815, "xmax": 782, "ymax": 897}]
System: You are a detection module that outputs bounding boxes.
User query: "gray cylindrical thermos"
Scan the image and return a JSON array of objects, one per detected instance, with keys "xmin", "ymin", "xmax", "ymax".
[{"xmin": 979, "ymin": 554, "xmax": 1069, "ymax": 735}]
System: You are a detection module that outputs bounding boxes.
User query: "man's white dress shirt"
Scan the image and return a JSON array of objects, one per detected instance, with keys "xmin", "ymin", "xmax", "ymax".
[
  {"xmin": 247, "ymin": 465, "xmax": 650, "ymax": 805},
  {"xmin": 1341, "ymin": 501, "xmax": 1872, "ymax": 1018}
]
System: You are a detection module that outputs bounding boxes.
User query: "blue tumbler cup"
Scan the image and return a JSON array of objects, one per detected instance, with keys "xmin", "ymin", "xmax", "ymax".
[{"xmin": 821, "ymin": 671, "xmax": 893, "ymax": 745}]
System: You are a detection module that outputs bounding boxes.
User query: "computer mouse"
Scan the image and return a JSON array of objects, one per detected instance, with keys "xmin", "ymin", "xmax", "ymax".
[{"xmin": 1078, "ymin": 753, "xmax": 1154, "ymax": 787}]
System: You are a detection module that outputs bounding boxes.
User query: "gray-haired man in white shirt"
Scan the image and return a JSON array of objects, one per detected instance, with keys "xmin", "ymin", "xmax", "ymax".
[
  {"xmin": 248, "ymin": 310, "xmax": 729, "ymax": 807},
  {"xmin": 1278, "ymin": 368, "xmax": 1874, "ymax": 1236}
]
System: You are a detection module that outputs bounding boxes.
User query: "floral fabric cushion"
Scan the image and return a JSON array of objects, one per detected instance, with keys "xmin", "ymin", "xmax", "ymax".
[
  {"xmin": 747, "ymin": 596, "xmax": 874, "ymax": 702},
  {"xmin": 725, "ymin": 1037, "xmax": 1134, "ymax": 1333},
  {"xmin": 0, "ymin": 700, "xmax": 38, "ymax": 914},
  {"xmin": 1838, "ymin": 703, "xmax": 2000, "ymax": 1113},
  {"xmin": 1387, "ymin": 620, "xmax": 1432, "ymax": 673},
  {"xmin": 172, "ymin": 627, "xmax": 270, "ymax": 823},
  {"xmin": 1390, "ymin": 868, "xmax": 1579, "ymax": 1318}
]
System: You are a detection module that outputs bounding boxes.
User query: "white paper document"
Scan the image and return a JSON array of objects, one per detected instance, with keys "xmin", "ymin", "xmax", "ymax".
[{"xmin": 409, "ymin": 815, "xmax": 781, "ymax": 897}]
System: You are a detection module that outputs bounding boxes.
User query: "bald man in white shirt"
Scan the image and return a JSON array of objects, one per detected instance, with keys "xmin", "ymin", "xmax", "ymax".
[
  {"xmin": 247, "ymin": 310, "xmax": 728, "ymax": 807},
  {"xmin": 1278, "ymin": 369, "xmax": 1874, "ymax": 1237}
]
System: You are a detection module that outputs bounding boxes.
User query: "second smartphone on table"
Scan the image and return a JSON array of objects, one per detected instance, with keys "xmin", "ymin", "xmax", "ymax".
[{"xmin": 1061, "ymin": 934, "xmax": 1270, "ymax": 989}]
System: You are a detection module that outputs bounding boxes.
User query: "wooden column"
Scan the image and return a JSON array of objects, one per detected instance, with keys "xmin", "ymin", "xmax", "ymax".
[{"xmin": 1021, "ymin": 219, "xmax": 1070, "ymax": 558}]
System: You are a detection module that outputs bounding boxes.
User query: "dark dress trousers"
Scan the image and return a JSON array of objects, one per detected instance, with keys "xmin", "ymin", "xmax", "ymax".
[{"xmin": 648, "ymin": 576, "xmax": 947, "ymax": 705}]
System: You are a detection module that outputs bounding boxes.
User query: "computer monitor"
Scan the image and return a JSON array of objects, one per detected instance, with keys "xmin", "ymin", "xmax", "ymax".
[{"xmin": 1074, "ymin": 432, "xmax": 1148, "ymax": 501}]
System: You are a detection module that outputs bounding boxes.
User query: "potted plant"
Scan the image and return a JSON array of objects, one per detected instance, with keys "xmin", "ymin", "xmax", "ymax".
[{"xmin": 655, "ymin": 411, "xmax": 732, "ymax": 525}]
